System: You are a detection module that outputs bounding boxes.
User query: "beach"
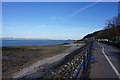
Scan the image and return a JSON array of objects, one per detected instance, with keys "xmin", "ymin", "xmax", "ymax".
[{"xmin": 2, "ymin": 43, "xmax": 85, "ymax": 78}]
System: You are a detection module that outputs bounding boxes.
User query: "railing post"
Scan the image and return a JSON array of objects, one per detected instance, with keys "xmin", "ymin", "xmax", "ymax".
[
  {"xmin": 87, "ymin": 50, "xmax": 89, "ymax": 60},
  {"xmin": 89, "ymin": 41, "xmax": 92, "ymax": 60},
  {"xmin": 83, "ymin": 55, "xmax": 86, "ymax": 73},
  {"xmin": 74, "ymin": 41, "xmax": 93, "ymax": 80},
  {"xmin": 82, "ymin": 55, "xmax": 86, "ymax": 80}
]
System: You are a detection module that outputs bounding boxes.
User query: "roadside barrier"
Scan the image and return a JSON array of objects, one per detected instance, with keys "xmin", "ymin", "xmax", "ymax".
[{"xmin": 73, "ymin": 41, "xmax": 93, "ymax": 80}]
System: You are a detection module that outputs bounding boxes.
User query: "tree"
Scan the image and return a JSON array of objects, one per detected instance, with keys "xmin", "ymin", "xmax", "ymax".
[{"xmin": 104, "ymin": 16, "xmax": 120, "ymax": 40}]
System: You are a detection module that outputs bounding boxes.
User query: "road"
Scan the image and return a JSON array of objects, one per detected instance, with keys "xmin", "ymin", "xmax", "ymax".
[{"xmin": 89, "ymin": 41, "xmax": 120, "ymax": 79}]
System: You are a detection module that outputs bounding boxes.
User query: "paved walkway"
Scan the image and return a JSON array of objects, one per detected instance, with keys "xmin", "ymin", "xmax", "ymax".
[{"xmin": 89, "ymin": 41, "xmax": 120, "ymax": 79}]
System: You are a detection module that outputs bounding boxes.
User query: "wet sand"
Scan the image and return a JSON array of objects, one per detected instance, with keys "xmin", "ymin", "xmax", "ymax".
[
  {"xmin": 2, "ymin": 43, "xmax": 85, "ymax": 78},
  {"xmin": 12, "ymin": 43, "xmax": 85, "ymax": 79}
]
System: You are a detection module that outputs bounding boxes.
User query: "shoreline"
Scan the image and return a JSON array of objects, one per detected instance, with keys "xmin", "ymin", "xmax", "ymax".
[
  {"xmin": 2, "ymin": 43, "xmax": 84, "ymax": 78},
  {"xmin": 1, "ymin": 42, "xmax": 72, "ymax": 48},
  {"xmin": 2, "ymin": 40, "xmax": 76, "ymax": 47},
  {"xmin": 11, "ymin": 43, "xmax": 85, "ymax": 78}
]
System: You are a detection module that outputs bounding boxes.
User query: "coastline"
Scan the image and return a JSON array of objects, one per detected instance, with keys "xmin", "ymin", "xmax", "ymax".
[
  {"xmin": 2, "ymin": 40, "xmax": 75, "ymax": 47},
  {"xmin": 2, "ymin": 43, "xmax": 82, "ymax": 78}
]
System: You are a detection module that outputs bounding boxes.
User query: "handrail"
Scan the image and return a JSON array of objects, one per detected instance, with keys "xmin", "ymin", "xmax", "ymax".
[
  {"xmin": 73, "ymin": 41, "xmax": 93, "ymax": 80},
  {"xmin": 73, "ymin": 60, "xmax": 84, "ymax": 80}
]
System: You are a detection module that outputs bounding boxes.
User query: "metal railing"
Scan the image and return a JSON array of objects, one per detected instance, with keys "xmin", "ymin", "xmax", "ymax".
[{"xmin": 73, "ymin": 41, "xmax": 93, "ymax": 80}]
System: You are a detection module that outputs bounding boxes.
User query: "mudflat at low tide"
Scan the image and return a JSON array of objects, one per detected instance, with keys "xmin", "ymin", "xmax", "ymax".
[
  {"xmin": 2, "ymin": 44, "xmax": 70, "ymax": 78},
  {"xmin": 2, "ymin": 43, "xmax": 84, "ymax": 78}
]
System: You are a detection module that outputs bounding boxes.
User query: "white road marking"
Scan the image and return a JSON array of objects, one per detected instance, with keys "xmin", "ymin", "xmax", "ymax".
[{"xmin": 97, "ymin": 42, "xmax": 120, "ymax": 79}]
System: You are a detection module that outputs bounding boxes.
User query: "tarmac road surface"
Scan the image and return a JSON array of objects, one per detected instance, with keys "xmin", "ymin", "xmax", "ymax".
[{"xmin": 89, "ymin": 41, "xmax": 120, "ymax": 79}]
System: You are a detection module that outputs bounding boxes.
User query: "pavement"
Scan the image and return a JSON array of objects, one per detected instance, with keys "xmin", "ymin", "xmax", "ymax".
[{"xmin": 89, "ymin": 41, "xmax": 120, "ymax": 79}]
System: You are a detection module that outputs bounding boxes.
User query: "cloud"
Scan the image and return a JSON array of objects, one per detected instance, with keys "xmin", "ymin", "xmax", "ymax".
[
  {"xmin": 49, "ymin": 16, "xmax": 66, "ymax": 20},
  {"xmin": 70, "ymin": 0, "xmax": 100, "ymax": 17},
  {"xmin": 37, "ymin": 25, "xmax": 48, "ymax": 28},
  {"xmin": 49, "ymin": 17, "xmax": 56, "ymax": 20}
]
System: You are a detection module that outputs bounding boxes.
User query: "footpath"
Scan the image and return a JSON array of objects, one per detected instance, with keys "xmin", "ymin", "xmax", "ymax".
[{"xmin": 89, "ymin": 42, "xmax": 120, "ymax": 79}]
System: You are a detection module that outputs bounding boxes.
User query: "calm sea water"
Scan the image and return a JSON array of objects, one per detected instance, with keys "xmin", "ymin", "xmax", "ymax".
[{"xmin": 2, "ymin": 40, "xmax": 75, "ymax": 47}]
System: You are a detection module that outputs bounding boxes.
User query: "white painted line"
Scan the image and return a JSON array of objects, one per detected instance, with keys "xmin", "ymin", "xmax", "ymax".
[{"xmin": 97, "ymin": 42, "xmax": 120, "ymax": 79}]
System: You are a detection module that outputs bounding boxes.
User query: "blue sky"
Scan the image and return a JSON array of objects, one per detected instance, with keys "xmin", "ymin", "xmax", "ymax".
[{"xmin": 2, "ymin": 2, "xmax": 118, "ymax": 40}]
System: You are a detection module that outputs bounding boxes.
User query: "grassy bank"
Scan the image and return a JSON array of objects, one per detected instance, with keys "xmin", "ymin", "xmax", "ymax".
[{"xmin": 2, "ymin": 44, "xmax": 71, "ymax": 78}]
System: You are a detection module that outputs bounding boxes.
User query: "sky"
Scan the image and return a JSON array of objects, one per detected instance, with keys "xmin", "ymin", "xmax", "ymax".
[{"xmin": 2, "ymin": 2, "xmax": 118, "ymax": 40}]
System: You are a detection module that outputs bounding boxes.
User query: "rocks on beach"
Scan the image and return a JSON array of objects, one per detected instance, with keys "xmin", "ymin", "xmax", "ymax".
[{"xmin": 43, "ymin": 44, "xmax": 88, "ymax": 79}]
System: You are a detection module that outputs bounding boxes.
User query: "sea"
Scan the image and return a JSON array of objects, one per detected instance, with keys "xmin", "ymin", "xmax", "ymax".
[{"xmin": 2, "ymin": 40, "xmax": 75, "ymax": 47}]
